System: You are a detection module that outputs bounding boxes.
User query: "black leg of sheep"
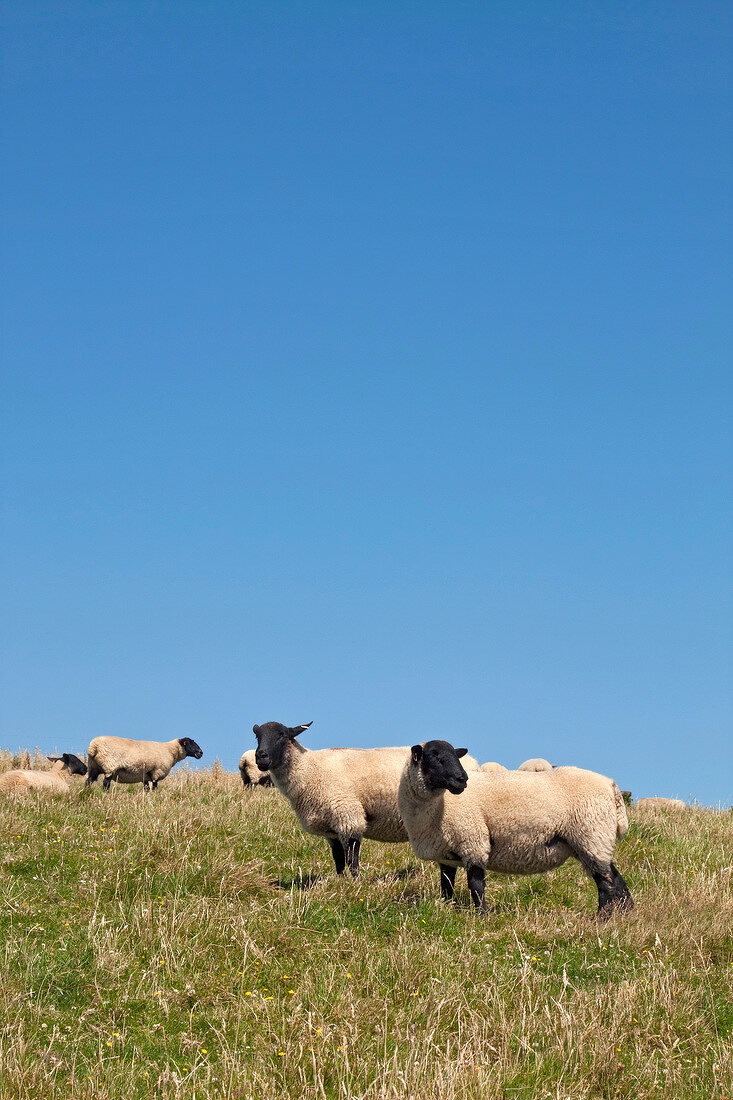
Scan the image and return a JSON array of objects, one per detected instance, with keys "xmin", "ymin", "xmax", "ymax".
[
  {"xmin": 439, "ymin": 864, "xmax": 457, "ymax": 901},
  {"xmin": 328, "ymin": 838, "xmax": 346, "ymax": 875},
  {"xmin": 85, "ymin": 764, "xmax": 102, "ymax": 787},
  {"xmin": 594, "ymin": 862, "xmax": 634, "ymax": 918},
  {"xmin": 345, "ymin": 837, "xmax": 361, "ymax": 878},
  {"xmin": 466, "ymin": 864, "xmax": 488, "ymax": 913}
]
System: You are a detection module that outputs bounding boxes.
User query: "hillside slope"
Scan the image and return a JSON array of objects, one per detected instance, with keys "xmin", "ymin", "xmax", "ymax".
[{"xmin": 0, "ymin": 762, "xmax": 731, "ymax": 1099}]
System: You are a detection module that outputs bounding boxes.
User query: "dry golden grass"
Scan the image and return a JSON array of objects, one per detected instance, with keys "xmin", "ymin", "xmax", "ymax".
[{"xmin": 0, "ymin": 763, "xmax": 730, "ymax": 1099}]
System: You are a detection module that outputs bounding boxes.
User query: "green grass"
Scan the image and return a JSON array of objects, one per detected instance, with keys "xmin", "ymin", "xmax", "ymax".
[{"xmin": 0, "ymin": 762, "xmax": 731, "ymax": 1099}]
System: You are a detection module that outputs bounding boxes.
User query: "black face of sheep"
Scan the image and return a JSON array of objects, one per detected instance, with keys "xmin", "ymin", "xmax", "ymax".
[
  {"xmin": 49, "ymin": 753, "xmax": 88, "ymax": 777},
  {"xmin": 253, "ymin": 721, "xmax": 313, "ymax": 771},
  {"xmin": 65, "ymin": 752, "xmax": 88, "ymax": 776},
  {"xmin": 178, "ymin": 738, "xmax": 203, "ymax": 760},
  {"xmin": 412, "ymin": 741, "xmax": 469, "ymax": 795}
]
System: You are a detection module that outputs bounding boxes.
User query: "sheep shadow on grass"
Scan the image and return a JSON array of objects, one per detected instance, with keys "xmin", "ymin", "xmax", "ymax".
[
  {"xmin": 273, "ymin": 872, "xmax": 325, "ymax": 891},
  {"xmin": 372, "ymin": 865, "xmax": 422, "ymax": 884},
  {"xmin": 273, "ymin": 864, "xmax": 423, "ymax": 892}
]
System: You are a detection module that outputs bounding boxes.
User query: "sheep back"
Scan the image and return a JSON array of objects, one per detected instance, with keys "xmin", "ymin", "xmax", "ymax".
[
  {"xmin": 634, "ymin": 796, "xmax": 686, "ymax": 809},
  {"xmin": 0, "ymin": 769, "xmax": 69, "ymax": 793}
]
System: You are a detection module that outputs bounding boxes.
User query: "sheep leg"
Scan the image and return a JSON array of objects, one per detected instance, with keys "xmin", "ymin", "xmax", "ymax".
[
  {"xmin": 439, "ymin": 864, "xmax": 457, "ymax": 901},
  {"xmin": 573, "ymin": 846, "xmax": 634, "ymax": 917},
  {"xmin": 151, "ymin": 779, "xmax": 159, "ymax": 790},
  {"xmin": 594, "ymin": 862, "xmax": 634, "ymax": 918},
  {"xmin": 555, "ymin": 834, "xmax": 634, "ymax": 917},
  {"xmin": 611, "ymin": 863, "xmax": 634, "ymax": 911},
  {"xmin": 143, "ymin": 775, "xmax": 151, "ymax": 792},
  {"xmin": 466, "ymin": 864, "xmax": 488, "ymax": 912},
  {"xmin": 345, "ymin": 836, "xmax": 361, "ymax": 878},
  {"xmin": 102, "ymin": 774, "xmax": 113, "ymax": 791},
  {"xmin": 327, "ymin": 838, "xmax": 346, "ymax": 875}
]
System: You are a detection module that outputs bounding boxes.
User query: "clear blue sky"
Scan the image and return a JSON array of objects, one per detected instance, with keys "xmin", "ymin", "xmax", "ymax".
[{"xmin": 2, "ymin": 2, "xmax": 731, "ymax": 805}]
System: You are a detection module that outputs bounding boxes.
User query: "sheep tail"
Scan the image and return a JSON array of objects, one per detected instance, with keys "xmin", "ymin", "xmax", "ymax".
[{"xmin": 612, "ymin": 781, "xmax": 629, "ymax": 840}]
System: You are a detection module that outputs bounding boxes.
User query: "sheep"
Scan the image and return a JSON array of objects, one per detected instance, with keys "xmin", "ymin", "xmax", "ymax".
[
  {"xmin": 517, "ymin": 758, "xmax": 553, "ymax": 771},
  {"xmin": 0, "ymin": 753, "xmax": 87, "ymax": 793},
  {"xmin": 398, "ymin": 739, "xmax": 633, "ymax": 918},
  {"xmin": 252, "ymin": 720, "xmax": 411, "ymax": 876},
  {"xmin": 239, "ymin": 749, "xmax": 273, "ymax": 788},
  {"xmin": 85, "ymin": 736, "xmax": 203, "ymax": 790},
  {"xmin": 480, "ymin": 761, "xmax": 508, "ymax": 773},
  {"xmin": 634, "ymin": 797, "xmax": 686, "ymax": 809}
]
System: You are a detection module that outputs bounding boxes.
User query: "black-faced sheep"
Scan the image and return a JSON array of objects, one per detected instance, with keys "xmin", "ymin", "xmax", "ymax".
[
  {"xmin": 253, "ymin": 720, "xmax": 409, "ymax": 876},
  {"xmin": 398, "ymin": 740, "xmax": 633, "ymax": 918},
  {"xmin": 85, "ymin": 736, "xmax": 203, "ymax": 790},
  {"xmin": 0, "ymin": 753, "xmax": 87, "ymax": 793}
]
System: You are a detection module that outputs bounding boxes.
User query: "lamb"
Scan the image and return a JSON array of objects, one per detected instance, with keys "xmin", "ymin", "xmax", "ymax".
[
  {"xmin": 517, "ymin": 758, "xmax": 553, "ymax": 771},
  {"xmin": 635, "ymin": 797, "xmax": 686, "ymax": 809},
  {"xmin": 0, "ymin": 753, "xmax": 87, "ymax": 793},
  {"xmin": 480, "ymin": 761, "xmax": 508, "ymax": 773},
  {"xmin": 398, "ymin": 739, "xmax": 633, "ymax": 918},
  {"xmin": 85, "ymin": 736, "xmax": 203, "ymax": 790},
  {"xmin": 252, "ymin": 720, "xmax": 411, "ymax": 876},
  {"xmin": 239, "ymin": 749, "xmax": 273, "ymax": 788}
]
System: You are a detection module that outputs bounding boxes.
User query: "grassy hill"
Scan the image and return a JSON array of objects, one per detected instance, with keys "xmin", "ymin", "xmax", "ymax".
[{"xmin": 0, "ymin": 756, "xmax": 731, "ymax": 1099}]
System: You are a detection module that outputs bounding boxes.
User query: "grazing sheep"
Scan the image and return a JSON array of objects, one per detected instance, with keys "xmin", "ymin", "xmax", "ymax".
[
  {"xmin": 239, "ymin": 749, "xmax": 273, "ymax": 788},
  {"xmin": 480, "ymin": 761, "xmax": 508, "ymax": 773},
  {"xmin": 517, "ymin": 758, "xmax": 553, "ymax": 771},
  {"xmin": 85, "ymin": 736, "xmax": 203, "ymax": 790},
  {"xmin": 0, "ymin": 754, "xmax": 87, "ymax": 793},
  {"xmin": 398, "ymin": 740, "xmax": 633, "ymax": 918},
  {"xmin": 635, "ymin": 797, "xmax": 686, "ymax": 809},
  {"xmin": 252, "ymin": 720, "xmax": 410, "ymax": 876}
]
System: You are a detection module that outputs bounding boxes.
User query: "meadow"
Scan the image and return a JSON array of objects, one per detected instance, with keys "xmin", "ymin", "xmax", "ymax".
[{"xmin": 0, "ymin": 752, "xmax": 731, "ymax": 1099}]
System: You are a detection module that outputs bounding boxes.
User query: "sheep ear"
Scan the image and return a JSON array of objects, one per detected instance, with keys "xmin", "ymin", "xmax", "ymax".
[
  {"xmin": 252, "ymin": 725, "xmax": 260, "ymax": 735},
  {"xmin": 289, "ymin": 722, "xmax": 312, "ymax": 739},
  {"xmin": 455, "ymin": 748, "xmax": 468, "ymax": 758},
  {"xmin": 47, "ymin": 755, "xmax": 61, "ymax": 763},
  {"xmin": 411, "ymin": 744, "xmax": 423, "ymax": 764}
]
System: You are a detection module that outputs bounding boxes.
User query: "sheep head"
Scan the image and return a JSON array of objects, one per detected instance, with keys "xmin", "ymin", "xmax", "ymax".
[
  {"xmin": 178, "ymin": 738, "xmax": 204, "ymax": 760},
  {"xmin": 253, "ymin": 721, "xmax": 312, "ymax": 771},
  {"xmin": 48, "ymin": 753, "xmax": 88, "ymax": 777},
  {"xmin": 412, "ymin": 740, "xmax": 469, "ymax": 795}
]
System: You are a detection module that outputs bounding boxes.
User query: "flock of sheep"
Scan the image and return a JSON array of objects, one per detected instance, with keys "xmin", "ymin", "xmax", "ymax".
[
  {"xmin": 0, "ymin": 736, "xmax": 203, "ymax": 793},
  {"xmin": 1, "ymin": 722, "xmax": 687, "ymax": 917},
  {"xmin": 248, "ymin": 721, "xmax": 634, "ymax": 917}
]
